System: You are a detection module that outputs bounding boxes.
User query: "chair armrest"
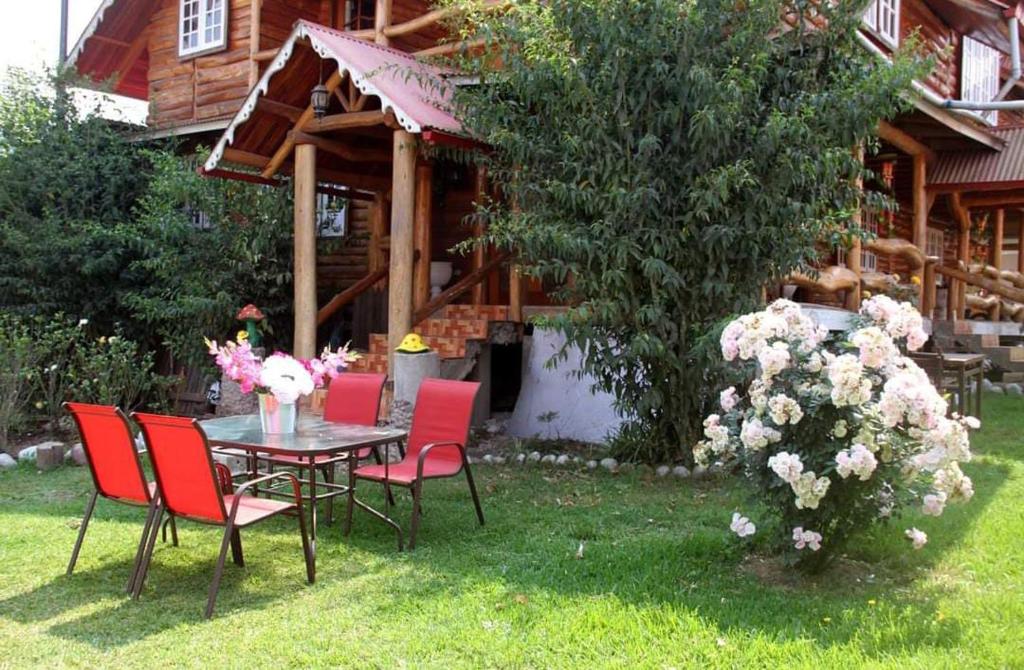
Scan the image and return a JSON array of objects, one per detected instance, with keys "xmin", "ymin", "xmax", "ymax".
[
  {"xmin": 227, "ymin": 472, "xmax": 303, "ymax": 522},
  {"xmin": 416, "ymin": 441, "xmax": 467, "ymax": 480}
]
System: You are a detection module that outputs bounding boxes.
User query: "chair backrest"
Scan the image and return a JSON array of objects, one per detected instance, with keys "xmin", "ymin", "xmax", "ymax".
[
  {"xmin": 407, "ymin": 379, "xmax": 480, "ymax": 465},
  {"xmin": 323, "ymin": 373, "xmax": 387, "ymax": 426},
  {"xmin": 132, "ymin": 413, "xmax": 226, "ymax": 523},
  {"xmin": 64, "ymin": 402, "xmax": 150, "ymax": 504}
]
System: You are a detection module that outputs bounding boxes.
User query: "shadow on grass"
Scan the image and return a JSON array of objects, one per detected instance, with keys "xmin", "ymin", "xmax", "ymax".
[{"xmin": 0, "ymin": 517, "xmax": 332, "ymax": 648}]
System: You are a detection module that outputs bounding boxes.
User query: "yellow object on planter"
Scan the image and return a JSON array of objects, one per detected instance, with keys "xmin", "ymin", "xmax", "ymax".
[{"xmin": 396, "ymin": 333, "xmax": 430, "ymax": 353}]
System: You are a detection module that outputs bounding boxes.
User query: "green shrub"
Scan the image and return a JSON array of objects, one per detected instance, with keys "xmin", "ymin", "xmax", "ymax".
[{"xmin": 0, "ymin": 315, "xmax": 37, "ymax": 450}]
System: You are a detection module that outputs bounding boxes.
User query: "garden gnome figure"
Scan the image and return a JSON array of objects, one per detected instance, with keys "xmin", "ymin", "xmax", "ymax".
[{"xmin": 236, "ymin": 304, "xmax": 265, "ymax": 347}]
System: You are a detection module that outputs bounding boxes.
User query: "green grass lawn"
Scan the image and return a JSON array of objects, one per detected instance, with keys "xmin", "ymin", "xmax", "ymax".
[{"xmin": 1, "ymin": 395, "xmax": 1022, "ymax": 669}]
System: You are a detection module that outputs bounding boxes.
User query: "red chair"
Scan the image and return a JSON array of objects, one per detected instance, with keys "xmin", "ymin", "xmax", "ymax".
[
  {"xmin": 345, "ymin": 379, "xmax": 484, "ymax": 549},
  {"xmin": 63, "ymin": 402, "xmax": 176, "ymax": 592},
  {"xmin": 131, "ymin": 412, "xmax": 314, "ymax": 619},
  {"xmin": 262, "ymin": 373, "xmax": 389, "ymax": 520}
]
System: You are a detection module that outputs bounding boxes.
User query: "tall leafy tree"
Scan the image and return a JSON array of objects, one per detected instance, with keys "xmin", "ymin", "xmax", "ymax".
[{"xmin": 444, "ymin": 0, "xmax": 925, "ymax": 460}]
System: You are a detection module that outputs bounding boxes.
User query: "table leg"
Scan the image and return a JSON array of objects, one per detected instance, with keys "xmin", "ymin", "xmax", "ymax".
[
  {"xmin": 307, "ymin": 455, "xmax": 317, "ymax": 561},
  {"xmin": 958, "ymin": 368, "xmax": 967, "ymax": 418},
  {"xmin": 974, "ymin": 368, "xmax": 982, "ymax": 419}
]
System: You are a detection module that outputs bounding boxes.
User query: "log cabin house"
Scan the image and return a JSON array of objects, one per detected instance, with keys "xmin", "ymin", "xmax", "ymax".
[{"xmin": 68, "ymin": 0, "xmax": 1024, "ymax": 408}]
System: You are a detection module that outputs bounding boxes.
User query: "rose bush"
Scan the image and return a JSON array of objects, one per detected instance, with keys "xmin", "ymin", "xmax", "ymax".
[{"xmin": 693, "ymin": 297, "xmax": 975, "ymax": 573}]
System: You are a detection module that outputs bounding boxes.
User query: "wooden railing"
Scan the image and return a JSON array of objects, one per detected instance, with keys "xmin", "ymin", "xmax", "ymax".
[
  {"xmin": 317, "ymin": 267, "xmax": 388, "ymax": 326},
  {"xmin": 412, "ymin": 251, "xmax": 511, "ymax": 325},
  {"xmin": 935, "ymin": 264, "xmax": 1024, "ymax": 321}
]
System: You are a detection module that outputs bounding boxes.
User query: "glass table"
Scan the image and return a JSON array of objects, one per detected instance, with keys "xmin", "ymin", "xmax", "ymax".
[{"xmin": 201, "ymin": 414, "xmax": 408, "ymax": 562}]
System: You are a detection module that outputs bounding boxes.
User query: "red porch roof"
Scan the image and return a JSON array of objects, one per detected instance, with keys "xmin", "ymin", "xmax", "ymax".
[{"xmin": 204, "ymin": 20, "xmax": 462, "ymax": 174}]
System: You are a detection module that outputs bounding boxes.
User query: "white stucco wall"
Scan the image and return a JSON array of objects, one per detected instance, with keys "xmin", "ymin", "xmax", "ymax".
[{"xmin": 508, "ymin": 328, "xmax": 624, "ymax": 444}]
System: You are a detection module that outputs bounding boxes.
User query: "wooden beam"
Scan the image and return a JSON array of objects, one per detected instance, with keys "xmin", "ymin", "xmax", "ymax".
[
  {"xmin": 113, "ymin": 29, "xmax": 148, "ymax": 91},
  {"xmin": 252, "ymin": 48, "xmax": 278, "ymax": 62},
  {"xmin": 223, "ymin": 148, "xmax": 270, "ymax": 169},
  {"xmin": 383, "ymin": 6, "xmax": 456, "ymax": 38},
  {"xmin": 509, "ymin": 264, "xmax": 525, "ymax": 322},
  {"xmin": 249, "ymin": 0, "xmax": 263, "ymax": 86},
  {"xmin": 293, "ymin": 143, "xmax": 319, "ymax": 359},
  {"xmin": 992, "ymin": 209, "xmax": 1005, "ymax": 271},
  {"xmin": 262, "ymin": 69, "xmax": 344, "ymax": 178},
  {"xmin": 936, "ymin": 264, "xmax": 1024, "ymax": 304},
  {"xmin": 413, "ymin": 163, "xmax": 433, "ymax": 310},
  {"xmin": 90, "ymin": 34, "xmax": 130, "ymax": 48},
  {"xmin": 375, "ymin": 0, "xmax": 393, "ymax": 46},
  {"xmin": 302, "ymin": 110, "xmax": 388, "ymax": 134},
  {"xmin": 288, "ymin": 130, "xmax": 392, "ymax": 163},
  {"xmin": 317, "ymin": 267, "xmax": 389, "ymax": 326},
  {"xmin": 846, "ymin": 146, "xmax": 864, "ymax": 311},
  {"xmin": 877, "ymin": 121, "xmax": 936, "ymax": 162},
  {"xmin": 961, "ymin": 191, "xmax": 1024, "ymax": 208},
  {"xmin": 472, "ymin": 166, "xmax": 487, "ymax": 305},
  {"xmin": 415, "ymin": 38, "xmax": 487, "ymax": 58},
  {"xmin": 388, "ymin": 130, "xmax": 417, "ymax": 372},
  {"xmin": 257, "ymin": 98, "xmax": 304, "ymax": 123}
]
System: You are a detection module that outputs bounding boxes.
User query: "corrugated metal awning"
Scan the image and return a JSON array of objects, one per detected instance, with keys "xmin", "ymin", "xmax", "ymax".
[{"xmin": 930, "ymin": 126, "xmax": 1024, "ymax": 190}]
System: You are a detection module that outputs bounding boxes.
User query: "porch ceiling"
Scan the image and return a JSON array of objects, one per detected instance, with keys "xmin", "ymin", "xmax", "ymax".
[
  {"xmin": 68, "ymin": 0, "xmax": 152, "ymax": 100},
  {"xmin": 204, "ymin": 20, "xmax": 464, "ymax": 188}
]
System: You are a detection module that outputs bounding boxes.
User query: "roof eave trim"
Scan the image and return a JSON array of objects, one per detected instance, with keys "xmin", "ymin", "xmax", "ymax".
[
  {"xmin": 66, "ymin": 0, "xmax": 119, "ymax": 67},
  {"xmin": 204, "ymin": 20, "xmax": 429, "ymax": 173}
]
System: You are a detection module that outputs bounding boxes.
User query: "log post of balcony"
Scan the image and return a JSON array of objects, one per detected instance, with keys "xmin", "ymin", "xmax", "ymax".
[
  {"xmin": 992, "ymin": 208, "xmax": 1005, "ymax": 271},
  {"xmin": 293, "ymin": 142, "xmax": 318, "ymax": 360},
  {"xmin": 375, "ymin": 0, "xmax": 393, "ymax": 46},
  {"xmin": 388, "ymin": 130, "xmax": 417, "ymax": 371},
  {"xmin": 413, "ymin": 162, "xmax": 433, "ymax": 311},
  {"xmin": 472, "ymin": 166, "xmax": 487, "ymax": 305}
]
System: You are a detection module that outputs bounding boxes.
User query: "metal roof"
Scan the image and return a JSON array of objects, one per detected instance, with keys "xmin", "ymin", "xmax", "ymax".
[
  {"xmin": 930, "ymin": 126, "xmax": 1024, "ymax": 188},
  {"xmin": 205, "ymin": 21, "xmax": 462, "ymax": 173}
]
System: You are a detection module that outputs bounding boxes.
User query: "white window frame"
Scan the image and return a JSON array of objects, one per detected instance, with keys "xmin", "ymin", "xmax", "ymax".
[
  {"xmin": 179, "ymin": 0, "xmax": 228, "ymax": 58},
  {"xmin": 961, "ymin": 36, "xmax": 1000, "ymax": 125},
  {"xmin": 925, "ymin": 227, "xmax": 944, "ymax": 260},
  {"xmin": 862, "ymin": 0, "xmax": 900, "ymax": 49},
  {"xmin": 838, "ymin": 209, "xmax": 879, "ymax": 272}
]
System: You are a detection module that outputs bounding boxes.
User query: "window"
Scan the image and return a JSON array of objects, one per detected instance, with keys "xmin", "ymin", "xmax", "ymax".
[
  {"xmin": 180, "ymin": 0, "xmax": 227, "ymax": 57},
  {"xmin": 316, "ymin": 185, "xmax": 349, "ymax": 238},
  {"xmin": 926, "ymin": 227, "xmax": 944, "ymax": 260},
  {"xmin": 962, "ymin": 36, "xmax": 1001, "ymax": 125},
  {"xmin": 345, "ymin": 0, "xmax": 376, "ymax": 31},
  {"xmin": 863, "ymin": 0, "xmax": 900, "ymax": 48},
  {"xmin": 837, "ymin": 209, "xmax": 879, "ymax": 272}
]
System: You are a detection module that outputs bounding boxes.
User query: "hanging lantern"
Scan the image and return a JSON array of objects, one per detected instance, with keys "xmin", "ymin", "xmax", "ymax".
[{"xmin": 311, "ymin": 83, "xmax": 329, "ymax": 119}]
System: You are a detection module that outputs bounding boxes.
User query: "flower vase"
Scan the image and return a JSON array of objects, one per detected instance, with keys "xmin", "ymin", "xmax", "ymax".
[{"xmin": 258, "ymin": 393, "xmax": 298, "ymax": 434}]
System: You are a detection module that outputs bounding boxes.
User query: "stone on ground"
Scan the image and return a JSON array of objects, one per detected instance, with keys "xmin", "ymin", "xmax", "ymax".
[
  {"xmin": 67, "ymin": 444, "xmax": 87, "ymax": 466},
  {"xmin": 540, "ymin": 454, "xmax": 556, "ymax": 465},
  {"xmin": 673, "ymin": 465, "xmax": 692, "ymax": 478},
  {"xmin": 655, "ymin": 465, "xmax": 671, "ymax": 477},
  {"xmin": 599, "ymin": 457, "xmax": 618, "ymax": 472},
  {"xmin": 586, "ymin": 460, "xmax": 598, "ymax": 470},
  {"xmin": 555, "ymin": 454, "xmax": 570, "ymax": 466},
  {"xmin": 1005, "ymin": 383, "xmax": 1023, "ymax": 396},
  {"xmin": 0, "ymin": 453, "xmax": 16, "ymax": 469},
  {"xmin": 528, "ymin": 451, "xmax": 542, "ymax": 462}
]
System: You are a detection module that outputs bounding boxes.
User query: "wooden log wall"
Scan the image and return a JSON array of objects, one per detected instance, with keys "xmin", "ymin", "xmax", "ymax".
[{"xmin": 148, "ymin": 0, "xmax": 255, "ymax": 128}]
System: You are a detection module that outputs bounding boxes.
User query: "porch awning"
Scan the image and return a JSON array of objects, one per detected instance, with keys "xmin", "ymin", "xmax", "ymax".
[
  {"xmin": 204, "ymin": 20, "xmax": 463, "ymax": 176},
  {"xmin": 930, "ymin": 127, "xmax": 1024, "ymax": 192}
]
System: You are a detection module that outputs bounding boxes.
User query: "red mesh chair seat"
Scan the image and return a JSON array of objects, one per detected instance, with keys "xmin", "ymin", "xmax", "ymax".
[
  {"xmin": 132, "ymin": 412, "xmax": 314, "ymax": 619},
  {"xmin": 221, "ymin": 495, "xmax": 296, "ymax": 526},
  {"xmin": 346, "ymin": 379, "xmax": 485, "ymax": 550},
  {"xmin": 353, "ymin": 458, "xmax": 462, "ymax": 485}
]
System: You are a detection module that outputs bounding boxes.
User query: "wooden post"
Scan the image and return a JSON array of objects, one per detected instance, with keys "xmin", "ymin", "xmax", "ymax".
[
  {"xmin": 293, "ymin": 143, "xmax": 318, "ymax": 360},
  {"xmin": 375, "ymin": 0, "xmax": 392, "ymax": 45},
  {"xmin": 369, "ymin": 192, "xmax": 387, "ymax": 287},
  {"xmin": 412, "ymin": 163, "xmax": 433, "ymax": 311},
  {"xmin": 249, "ymin": 0, "xmax": 262, "ymax": 87},
  {"xmin": 471, "ymin": 166, "xmax": 487, "ymax": 305},
  {"xmin": 912, "ymin": 153, "xmax": 928, "ymax": 265},
  {"xmin": 1019, "ymin": 219, "xmax": 1024, "ymax": 274},
  {"xmin": 509, "ymin": 265, "xmax": 525, "ymax": 322},
  {"xmin": 992, "ymin": 208, "xmax": 1004, "ymax": 271},
  {"xmin": 845, "ymin": 146, "xmax": 864, "ymax": 311},
  {"xmin": 922, "ymin": 260, "xmax": 936, "ymax": 320},
  {"xmin": 388, "ymin": 130, "xmax": 417, "ymax": 371}
]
